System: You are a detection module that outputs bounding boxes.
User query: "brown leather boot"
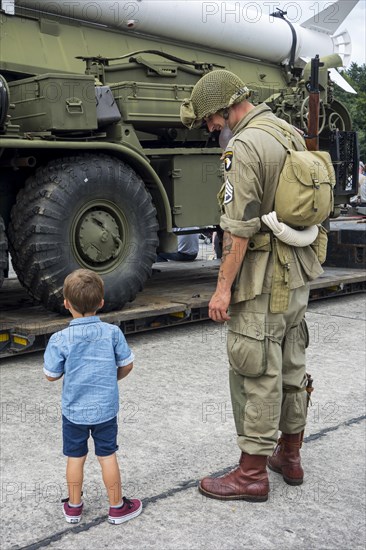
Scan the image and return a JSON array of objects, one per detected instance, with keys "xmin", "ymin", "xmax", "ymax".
[
  {"xmin": 199, "ymin": 453, "xmax": 269, "ymax": 502},
  {"xmin": 267, "ymin": 431, "xmax": 304, "ymax": 485}
]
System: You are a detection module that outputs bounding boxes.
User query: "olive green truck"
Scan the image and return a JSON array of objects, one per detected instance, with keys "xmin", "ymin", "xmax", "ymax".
[{"xmin": 0, "ymin": 0, "xmax": 360, "ymax": 317}]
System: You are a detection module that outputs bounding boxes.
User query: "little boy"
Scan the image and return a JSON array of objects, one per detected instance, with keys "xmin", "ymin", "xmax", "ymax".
[{"xmin": 43, "ymin": 268, "xmax": 142, "ymax": 525}]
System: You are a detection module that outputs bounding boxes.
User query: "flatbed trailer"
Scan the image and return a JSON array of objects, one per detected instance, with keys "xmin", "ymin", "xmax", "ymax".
[{"xmin": 1, "ymin": 261, "xmax": 365, "ymax": 358}]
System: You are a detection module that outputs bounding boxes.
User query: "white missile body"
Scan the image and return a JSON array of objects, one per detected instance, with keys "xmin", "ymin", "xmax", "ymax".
[{"xmin": 12, "ymin": 0, "xmax": 357, "ymax": 66}]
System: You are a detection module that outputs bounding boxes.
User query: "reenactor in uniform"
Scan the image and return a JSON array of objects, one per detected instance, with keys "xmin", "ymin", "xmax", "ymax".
[{"xmin": 180, "ymin": 70, "xmax": 321, "ymax": 502}]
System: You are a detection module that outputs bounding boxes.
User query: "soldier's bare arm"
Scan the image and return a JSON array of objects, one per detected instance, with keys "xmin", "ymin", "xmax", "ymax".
[{"xmin": 208, "ymin": 231, "xmax": 248, "ymax": 323}]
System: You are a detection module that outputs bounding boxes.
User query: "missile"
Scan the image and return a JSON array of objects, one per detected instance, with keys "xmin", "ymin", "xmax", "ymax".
[{"xmin": 14, "ymin": 0, "xmax": 358, "ymax": 67}]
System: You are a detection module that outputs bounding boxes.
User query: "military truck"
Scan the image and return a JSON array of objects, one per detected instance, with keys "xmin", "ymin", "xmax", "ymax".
[{"xmin": 0, "ymin": 0, "xmax": 360, "ymax": 313}]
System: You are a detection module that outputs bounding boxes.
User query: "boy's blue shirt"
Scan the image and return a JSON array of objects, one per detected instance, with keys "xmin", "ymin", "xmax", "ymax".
[{"xmin": 43, "ymin": 316, "xmax": 134, "ymax": 425}]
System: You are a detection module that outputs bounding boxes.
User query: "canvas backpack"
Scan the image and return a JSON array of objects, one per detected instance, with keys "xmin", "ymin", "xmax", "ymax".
[{"xmin": 247, "ymin": 120, "xmax": 336, "ymax": 227}]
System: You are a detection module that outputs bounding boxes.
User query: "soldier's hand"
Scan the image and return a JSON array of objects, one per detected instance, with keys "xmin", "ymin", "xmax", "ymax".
[{"xmin": 208, "ymin": 290, "xmax": 231, "ymax": 323}]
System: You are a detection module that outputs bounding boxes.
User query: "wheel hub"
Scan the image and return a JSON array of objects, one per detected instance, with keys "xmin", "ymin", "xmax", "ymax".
[{"xmin": 78, "ymin": 210, "xmax": 122, "ymax": 263}]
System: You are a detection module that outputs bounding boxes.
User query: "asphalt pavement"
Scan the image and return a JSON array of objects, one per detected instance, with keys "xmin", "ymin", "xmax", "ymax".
[{"xmin": 0, "ymin": 293, "xmax": 365, "ymax": 550}]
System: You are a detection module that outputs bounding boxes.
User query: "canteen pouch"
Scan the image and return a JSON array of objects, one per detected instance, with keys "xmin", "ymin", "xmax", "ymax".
[{"xmin": 310, "ymin": 224, "xmax": 328, "ymax": 264}]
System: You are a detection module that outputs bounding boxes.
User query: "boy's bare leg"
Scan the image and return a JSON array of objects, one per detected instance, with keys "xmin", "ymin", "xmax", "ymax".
[
  {"xmin": 66, "ymin": 456, "xmax": 87, "ymax": 504},
  {"xmin": 98, "ymin": 453, "xmax": 122, "ymax": 506}
]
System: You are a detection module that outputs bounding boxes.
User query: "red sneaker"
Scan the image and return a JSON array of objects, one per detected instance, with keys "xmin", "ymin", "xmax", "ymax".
[
  {"xmin": 108, "ymin": 496, "xmax": 142, "ymax": 525},
  {"xmin": 62, "ymin": 498, "xmax": 83, "ymax": 524}
]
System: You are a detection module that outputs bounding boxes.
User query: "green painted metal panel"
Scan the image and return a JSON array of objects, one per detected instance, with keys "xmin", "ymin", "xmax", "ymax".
[{"xmin": 172, "ymin": 153, "xmax": 223, "ymax": 228}]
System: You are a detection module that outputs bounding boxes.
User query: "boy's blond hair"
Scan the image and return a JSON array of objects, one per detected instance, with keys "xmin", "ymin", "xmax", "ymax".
[{"xmin": 63, "ymin": 269, "xmax": 104, "ymax": 315}]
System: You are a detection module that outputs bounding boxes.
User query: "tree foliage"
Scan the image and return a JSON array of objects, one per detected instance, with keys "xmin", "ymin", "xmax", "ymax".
[{"xmin": 334, "ymin": 62, "xmax": 366, "ymax": 161}]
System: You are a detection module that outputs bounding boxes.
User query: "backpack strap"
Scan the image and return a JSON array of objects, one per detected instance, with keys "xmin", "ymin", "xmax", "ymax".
[{"xmin": 246, "ymin": 119, "xmax": 305, "ymax": 151}]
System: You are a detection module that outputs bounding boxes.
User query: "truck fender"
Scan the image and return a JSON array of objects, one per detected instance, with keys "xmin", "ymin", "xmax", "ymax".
[{"xmin": 0, "ymin": 137, "xmax": 173, "ymax": 232}]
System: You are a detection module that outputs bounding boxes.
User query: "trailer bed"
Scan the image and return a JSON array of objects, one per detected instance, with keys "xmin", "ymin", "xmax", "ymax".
[{"xmin": 1, "ymin": 261, "xmax": 365, "ymax": 357}]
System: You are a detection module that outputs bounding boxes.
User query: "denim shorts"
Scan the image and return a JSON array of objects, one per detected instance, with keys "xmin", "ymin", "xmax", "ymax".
[{"xmin": 62, "ymin": 415, "xmax": 118, "ymax": 457}]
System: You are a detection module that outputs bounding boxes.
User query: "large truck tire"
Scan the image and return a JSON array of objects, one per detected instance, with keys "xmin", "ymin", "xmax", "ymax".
[
  {"xmin": 8, "ymin": 154, "xmax": 159, "ymax": 313},
  {"xmin": 0, "ymin": 216, "xmax": 7, "ymax": 288}
]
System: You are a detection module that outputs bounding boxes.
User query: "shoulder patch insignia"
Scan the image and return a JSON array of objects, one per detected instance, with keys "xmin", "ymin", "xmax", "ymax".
[
  {"xmin": 224, "ymin": 151, "xmax": 233, "ymax": 172},
  {"xmin": 224, "ymin": 178, "xmax": 234, "ymax": 204}
]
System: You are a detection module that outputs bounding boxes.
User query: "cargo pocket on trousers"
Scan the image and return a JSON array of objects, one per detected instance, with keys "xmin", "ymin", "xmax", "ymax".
[
  {"xmin": 282, "ymin": 317, "xmax": 309, "ymax": 368},
  {"xmin": 299, "ymin": 318, "xmax": 309, "ymax": 349},
  {"xmin": 227, "ymin": 320, "xmax": 267, "ymax": 378}
]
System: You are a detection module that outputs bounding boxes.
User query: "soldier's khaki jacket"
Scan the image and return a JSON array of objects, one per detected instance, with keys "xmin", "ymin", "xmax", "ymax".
[{"xmin": 220, "ymin": 103, "xmax": 323, "ymax": 304}]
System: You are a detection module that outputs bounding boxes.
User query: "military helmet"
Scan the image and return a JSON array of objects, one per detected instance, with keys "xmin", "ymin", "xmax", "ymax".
[{"xmin": 180, "ymin": 70, "xmax": 252, "ymax": 129}]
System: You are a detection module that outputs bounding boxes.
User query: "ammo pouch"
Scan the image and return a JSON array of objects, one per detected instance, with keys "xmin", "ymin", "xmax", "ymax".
[
  {"xmin": 248, "ymin": 232, "xmax": 271, "ymax": 252},
  {"xmin": 271, "ymin": 238, "xmax": 291, "ymax": 313},
  {"xmin": 247, "ymin": 227, "xmax": 326, "ymax": 313},
  {"xmin": 269, "ymin": 229, "xmax": 327, "ymax": 312}
]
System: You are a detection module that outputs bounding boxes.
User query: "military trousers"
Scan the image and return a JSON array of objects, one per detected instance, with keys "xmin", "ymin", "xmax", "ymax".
[{"xmin": 227, "ymin": 284, "xmax": 310, "ymax": 456}]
